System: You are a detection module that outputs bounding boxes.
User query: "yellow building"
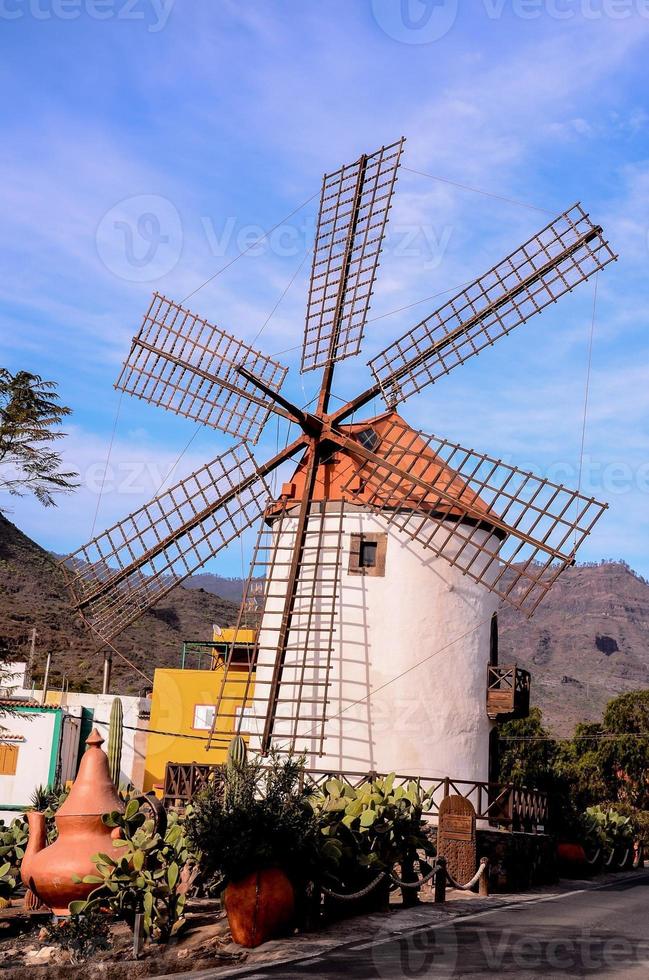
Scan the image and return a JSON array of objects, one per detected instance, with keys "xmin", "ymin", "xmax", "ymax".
[{"xmin": 143, "ymin": 628, "xmax": 256, "ymax": 793}]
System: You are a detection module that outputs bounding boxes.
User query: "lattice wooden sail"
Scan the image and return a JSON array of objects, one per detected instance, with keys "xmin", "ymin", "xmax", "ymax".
[
  {"xmin": 206, "ymin": 493, "xmax": 346, "ymax": 754},
  {"xmin": 368, "ymin": 203, "xmax": 616, "ymax": 406},
  {"xmin": 339, "ymin": 416, "xmax": 607, "ymax": 614},
  {"xmin": 64, "ymin": 444, "xmax": 273, "ymax": 642},
  {"xmin": 116, "ymin": 293, "xmax": 289, "ymax": 442},
  {"xmin": 301, "ymin": 138, "xmax": 405, "ymax": 373}
]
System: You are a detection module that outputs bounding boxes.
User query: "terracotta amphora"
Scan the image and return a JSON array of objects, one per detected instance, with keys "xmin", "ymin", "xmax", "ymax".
[
  {"xmin": 224, "ymin": 868, "xmax": 295, "ymax": 947},
  {"xmin": 21, "ymin": 729, "xmax": 124, "ymax": 915}
]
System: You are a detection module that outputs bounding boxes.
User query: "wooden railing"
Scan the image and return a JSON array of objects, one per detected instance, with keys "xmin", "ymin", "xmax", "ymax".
[
  {"xmin": 163, "ymin": 763, "xmax": 548, "ymax": 832},
  {"xmin": 486, "ymin": 664, "xmax": 531, "ymax": 720},
  {"xmin": 163, "ymin": 762, "xmax": 218, "ymax": 805}
]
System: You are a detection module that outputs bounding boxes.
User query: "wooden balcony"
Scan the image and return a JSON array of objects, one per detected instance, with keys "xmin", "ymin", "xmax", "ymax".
[{"xmin": 487, "ymin": 664, "xmax": 531, "ymax": 721}]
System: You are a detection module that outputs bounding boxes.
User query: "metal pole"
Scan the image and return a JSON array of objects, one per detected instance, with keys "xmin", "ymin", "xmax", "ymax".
[
  {"xmin": 102, "ymin": 653, "xmax": 112, "ymax": 695},
  {"xmin": 41, "ymin": 652, "xmax": 52, "ymax": 706},
  {"xmin": 27, "ymin": 627, "xmax": 37, "ymax": 689}
]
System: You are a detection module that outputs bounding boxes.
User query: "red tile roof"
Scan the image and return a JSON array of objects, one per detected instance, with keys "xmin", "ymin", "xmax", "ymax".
[{"xmin": 269, "ymin": 411, "xmax": 499, "ymax": 529}]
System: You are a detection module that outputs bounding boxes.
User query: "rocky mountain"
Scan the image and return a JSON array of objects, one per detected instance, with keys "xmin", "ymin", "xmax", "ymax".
[
  {"xmin": 1, "ymin": 513, "xmax": 647, "ymax": 731},
  {"xmin": 180, "ymin": 572, "xmax": 250, "ymax": 605},
  {"xmin": 0, "ymin": 514, "xmax": 240, "ymax": 695},
  {"xmin": 499, "ymin": 561, "xmax": 649, "ymax": 734}
]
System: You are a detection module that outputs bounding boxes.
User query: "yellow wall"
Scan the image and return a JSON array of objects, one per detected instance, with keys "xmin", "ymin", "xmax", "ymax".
[{"xmin": 143, "ymin": 628, "xmax": 256, "ymax": 792}]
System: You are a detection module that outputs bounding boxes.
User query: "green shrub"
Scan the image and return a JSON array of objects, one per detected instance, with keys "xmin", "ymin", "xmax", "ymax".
[
  {"xmin": 186, "ymin": 751, "xmax": 319, "ymax": 889},
  {"xmin": 70, "ymin": 799, "xmax": 195, "ymax": 943},
  {"xmin": 585, "ymin": 803, "xmax": 649, "ymax": 850},
  {"xmin": 312, "ymin": 774, "xmax": 435, "ymax": 888},
  {"xmin": 582, "ymin": 805, "xmax": 634, "ymax": 852}
]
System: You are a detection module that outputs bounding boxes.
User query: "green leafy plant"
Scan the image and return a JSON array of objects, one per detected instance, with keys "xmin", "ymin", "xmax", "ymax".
[
  {"xmin": 30, "ymin": 783, "xmax": 70, "ymax": 843},
  {"xmin": 594, "ymin": 803, "xmax": 649, "ymax": 849},
  {"xmin": 42, "ymin": 911, "xmax": 111, "ymax": 964},
  {"xmin": 0, "ymin": 816, "xmax": 28, "ymax": 896},
  {"xmin": 186, "ymin": 751, "xmax": 319, "ymax": 889},
  {"xmin": 31, "ymin": 782, "xmax": 68, "ymax": 812},
  {"xmin": 70, "ymin": 799, "xmax": 194, "ymax": 943},
  {"xmin": 0, "ymin": 861, "xmax": 17, "ymax": 903},
  {"xmin": 0, "ymin": 816, "xmax": 28, "ymax": 866},
  {"xmin": 312, "ymin": 774, "xmax": 434, "ymax": 888},
  {"xmin": 30, "ymin": 784, "xmax": 52, "ymax": 812},
  {"xmin": 584, "ymin": 805, "xmax": 634, "ymax": 853}
]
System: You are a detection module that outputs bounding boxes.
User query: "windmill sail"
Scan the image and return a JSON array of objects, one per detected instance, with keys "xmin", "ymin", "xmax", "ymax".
[
  {"xmin": 337, "ymin": 416, "xmax": 607, "ymax": 614},
  {"xmin": 301, "ymin": 138, "xmax": 405, "ymax": 374},
  {"xmin": 116, "ymin": 293, "xmax": 289, "ymax": 443},
  {"xmin": 64, "ymin": 443, "xmax": 274, "ymax": 643},
  {"xmin": 368, "ymin": 203, "xmax": 616, "ymax": 406},
  {"xmin": 206, "ymin": 493, "xmax": 346, "ymax": 756}
]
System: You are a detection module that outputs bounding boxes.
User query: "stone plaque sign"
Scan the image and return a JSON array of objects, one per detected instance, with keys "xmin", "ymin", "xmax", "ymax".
[{"xmin": 437, "ymin": 794, "xmax": 476, "ymax": 885}]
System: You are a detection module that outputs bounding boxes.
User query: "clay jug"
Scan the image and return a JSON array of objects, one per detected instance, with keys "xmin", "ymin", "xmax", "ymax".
[
  {"xmin": 21, "ymin": 729, "xmax": 124, "ymax": 914},
  {"xmin": 224, "ymin": 868, "xmax": 295, "ymax": 947}
]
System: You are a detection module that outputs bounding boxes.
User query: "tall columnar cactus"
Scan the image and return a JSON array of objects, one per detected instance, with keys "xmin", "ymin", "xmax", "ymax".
[
  {"xmin": 226, "ymin": 734, "xmax": 247, "ymax": 773},
  {"xmin": 107, "ymin": 697, "xmax": 124, "ymax": 787},
  {"xmin": 225, "ymin": 734, "xmax": 247, "ymax": 804}
]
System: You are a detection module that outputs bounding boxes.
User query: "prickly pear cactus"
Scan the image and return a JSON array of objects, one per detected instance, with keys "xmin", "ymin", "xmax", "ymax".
[{"xmin": 107, "ymin": 697, "xmax": 124, "ymax": 787}]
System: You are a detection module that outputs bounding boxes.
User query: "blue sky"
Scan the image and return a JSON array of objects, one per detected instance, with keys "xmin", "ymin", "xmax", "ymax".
[{"xmin": 1, "ymin": 0, "xmax": 649, "ymax": 579}]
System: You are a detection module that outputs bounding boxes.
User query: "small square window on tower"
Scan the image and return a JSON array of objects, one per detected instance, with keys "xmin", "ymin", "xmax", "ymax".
[
  {"xmin": 348, "ymin": 532, "xmax": 387, "ymax": 577},
  {"xmin": 359, "ymin": 539, "xmax": 378, "ymax": 567}
]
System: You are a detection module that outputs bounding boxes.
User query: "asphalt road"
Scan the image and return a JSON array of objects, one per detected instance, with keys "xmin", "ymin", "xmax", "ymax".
[{"xmin": 233, "ymin": 871, "xmax": 649, "ymax": 979}]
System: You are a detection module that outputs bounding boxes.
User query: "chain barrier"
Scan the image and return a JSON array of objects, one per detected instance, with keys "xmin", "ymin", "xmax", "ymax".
[
  {"xmin": 320, "ymin": 872, "xmax": 386, "ymax": 902},
  {"xmin": 319, "ymin": 855, "xmax": 489, "ymax": 902},
  {"xmin": 443, "ymin": 856, "xmax": 489, "ymax": 891},
  {"xmin": 387, "ymin": 865, "xmax": 438, "ymax": 889}
]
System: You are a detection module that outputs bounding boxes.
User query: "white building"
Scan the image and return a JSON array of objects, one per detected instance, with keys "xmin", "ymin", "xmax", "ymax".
[
  {"xmin": 0, "ymin": 662, "xmax": 150, "ymax": 819},
  {"xmin": 251, "ymin": 412, "xmax": 507, "ymax": 785},
  {"xmin": 0, "ymin": 696, "xmax": 82, "ymax": 824}
]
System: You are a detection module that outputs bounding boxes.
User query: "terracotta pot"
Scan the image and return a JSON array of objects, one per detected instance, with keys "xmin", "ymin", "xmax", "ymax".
[
  {"xmin": 557, "ymin": 843, "xmax": 589, "ymax": 877},
  {"xmin": 20, "ymin": 729, "xmax": 124, "ymax": 915},
  {"xmin": 224, "ymin": 868, "xmax": 295, "ymax": 948}
]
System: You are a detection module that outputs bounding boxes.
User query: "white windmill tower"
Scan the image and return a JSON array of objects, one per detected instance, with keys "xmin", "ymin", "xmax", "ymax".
[{"xmin": 64, "ymin": 138, "xmax": 615, "ymax": 785}]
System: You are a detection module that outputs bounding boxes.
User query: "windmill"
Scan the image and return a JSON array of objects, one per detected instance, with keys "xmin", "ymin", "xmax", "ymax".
[{"xmin": 64, "ymin": 138, "xmax": 616, "ymax": 780}]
